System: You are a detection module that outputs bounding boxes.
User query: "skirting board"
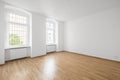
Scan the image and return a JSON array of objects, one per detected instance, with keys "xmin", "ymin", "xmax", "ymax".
[{"xmin": 64, "ymin": 51, "xmax": 120, "ymax": 63}]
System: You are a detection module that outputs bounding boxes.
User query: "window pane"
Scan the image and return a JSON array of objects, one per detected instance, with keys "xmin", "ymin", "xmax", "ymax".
[
  {"xmin": 8, "ymin": 13, "xmax": 27, "ymax": 24},
  {"xmin": 8, "ymin": 13, "xmax": 28, "ymax": 47},
  {"xmin": 47, "ymin": 30, "xmax": 54, "ymax": 43},
  {"xmin": 47, "ymin": 23, "xmax": 54, "ymax": 29},
  {"xmin": 46, "ymin": 21, "xmax": 56, "ymax": 44}
]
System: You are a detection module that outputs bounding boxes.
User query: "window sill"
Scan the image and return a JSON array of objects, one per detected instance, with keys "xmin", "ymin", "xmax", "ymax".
[
  {"xmin": 5, "ymin": 46, "xmax": 31, "ymax": 50},
  {"xmin": 46, "ymin": 44, "xmax": 56, "ymax": 46}
]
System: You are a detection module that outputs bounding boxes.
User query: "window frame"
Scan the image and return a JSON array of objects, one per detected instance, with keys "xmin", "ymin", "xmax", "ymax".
[
  {"xmin": 46, "ymin": 19, "xmax": 57, "ymax": 45},
  {"xmin": 5, "ymin": 5, "xmax": 32, "ymax": 49}
]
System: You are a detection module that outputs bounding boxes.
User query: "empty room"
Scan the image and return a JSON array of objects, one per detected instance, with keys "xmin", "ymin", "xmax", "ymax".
[{"xmin": 0, "ymin": 0, "xmax": 120, "ymax": 80}]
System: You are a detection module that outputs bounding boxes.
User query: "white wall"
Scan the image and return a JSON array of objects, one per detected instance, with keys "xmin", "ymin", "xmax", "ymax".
[
  {"xmin": 31, "ymin": 12, "xmax": 46, "ymax": 57},
  {"xmin": 56, "ymin": 21, "xmax": 64, "ymax": 51},
  {"xmin": 64, "ymin": 7, "xmax": 120, "ymax": 61},
  {"xmin": 0, "ymin": 1, "xmax": 5, "ymax": 64}
]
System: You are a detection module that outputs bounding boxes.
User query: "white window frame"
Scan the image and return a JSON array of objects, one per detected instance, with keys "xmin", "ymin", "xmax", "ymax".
[
  {"xmin": 5, "ymin": 5, "xmax": 32, "ymax": 49},
  {"xmin": 46, "ymin": 18, "xmax": 58, "ymax": 45}
]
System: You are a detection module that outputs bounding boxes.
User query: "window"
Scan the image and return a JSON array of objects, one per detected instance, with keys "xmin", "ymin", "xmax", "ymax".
[
  {"xmin": 46, "ymin": 19, "xmax": 57, "ymax": 44},
  {"xmin": 6, "ymin": 6, "xmax": 31, "ymax": 48}
]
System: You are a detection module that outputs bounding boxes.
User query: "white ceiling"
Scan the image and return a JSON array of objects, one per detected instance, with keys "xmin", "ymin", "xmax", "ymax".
[{"xmin": 2, "ymin": 0, "xmax": 120, "ymax": 21}]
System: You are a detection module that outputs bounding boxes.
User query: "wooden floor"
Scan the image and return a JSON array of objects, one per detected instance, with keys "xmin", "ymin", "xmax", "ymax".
[{"xmin": 0, "ymin": 52, "xmax": 120, "ymax": 80}]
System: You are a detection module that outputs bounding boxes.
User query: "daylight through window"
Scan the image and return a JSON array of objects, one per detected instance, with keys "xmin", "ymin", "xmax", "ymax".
[{"xmin": 6, "ymin": 6, "xmax": 31, "ymax": 48}]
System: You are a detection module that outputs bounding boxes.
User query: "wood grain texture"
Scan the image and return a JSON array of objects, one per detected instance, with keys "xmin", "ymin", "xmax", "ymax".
[{"xmin": 0, "ymin": 52, "xmax": 120, "ymax": 80}]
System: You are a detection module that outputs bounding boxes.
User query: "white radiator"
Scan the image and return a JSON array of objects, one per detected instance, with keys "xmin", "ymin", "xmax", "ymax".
[
  {"xmin": 46, "ymin": 45, "xmax": 56, "ymax": 52},
  {"xmin": 5, "ymin": 47, "xmax": 30, "ymax": 61}
]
